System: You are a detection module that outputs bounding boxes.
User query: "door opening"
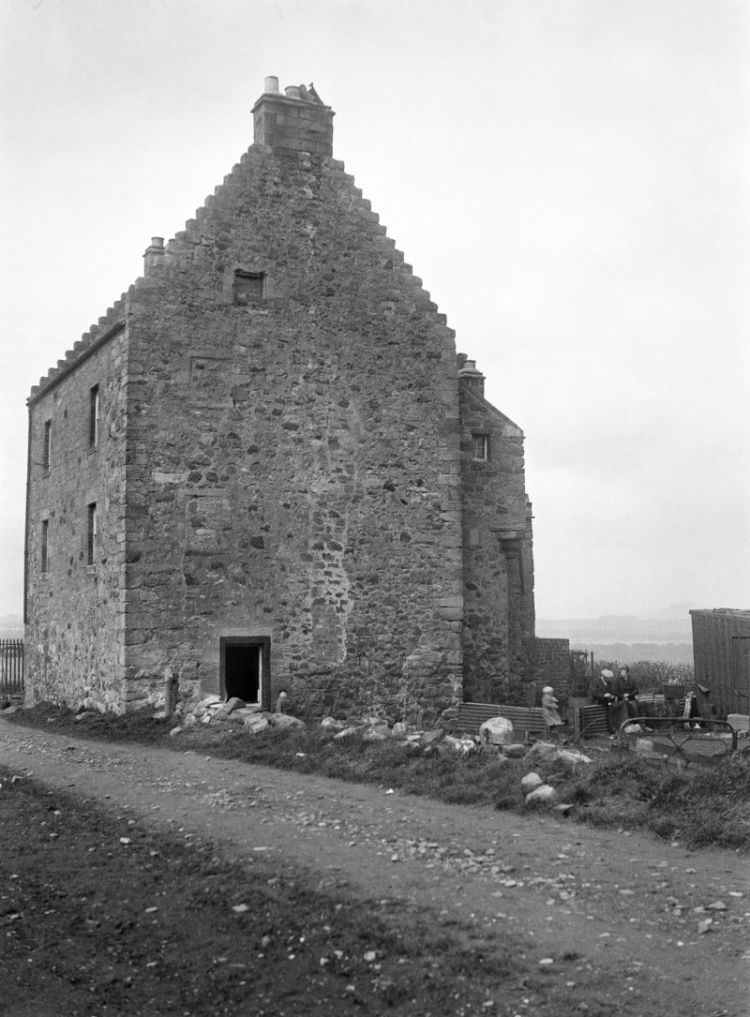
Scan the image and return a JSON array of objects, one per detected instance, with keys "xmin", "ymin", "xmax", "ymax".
[{"xmin": 220, "ymin": 637, "xmax": 271, "ymax": 708}]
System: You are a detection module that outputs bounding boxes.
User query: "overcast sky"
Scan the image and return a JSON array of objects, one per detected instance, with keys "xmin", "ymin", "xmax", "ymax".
[{"xmin": 1, "ymin": 0, "xmax": 748, "ymax": 620}]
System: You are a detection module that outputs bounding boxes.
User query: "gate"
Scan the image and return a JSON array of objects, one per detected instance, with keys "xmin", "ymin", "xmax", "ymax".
[{"xmin": 0, "ymin": 639, "xmax": 24, "ymax": 698}]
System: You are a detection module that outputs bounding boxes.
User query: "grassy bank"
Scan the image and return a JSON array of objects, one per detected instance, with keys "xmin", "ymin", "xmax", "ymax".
[{"xmin": 5, "ymin": 704, "xmax": 750, "ymax": 851}]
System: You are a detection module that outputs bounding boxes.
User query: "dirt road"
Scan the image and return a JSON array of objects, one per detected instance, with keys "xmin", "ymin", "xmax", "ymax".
[{"xmin": 1, "ymin": 718, "xmax": 748, "ymax": 1016}]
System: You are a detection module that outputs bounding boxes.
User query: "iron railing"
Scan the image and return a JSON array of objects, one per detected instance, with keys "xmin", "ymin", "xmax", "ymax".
[{"xmin": 0, "ymin": 639, "xmax": 24, "ymax": 698}]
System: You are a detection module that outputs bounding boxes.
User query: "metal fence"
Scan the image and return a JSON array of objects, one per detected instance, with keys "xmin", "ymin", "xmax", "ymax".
[{"xmin": 0, "ymin": 639, "xmax": 24, "ymax": 698}]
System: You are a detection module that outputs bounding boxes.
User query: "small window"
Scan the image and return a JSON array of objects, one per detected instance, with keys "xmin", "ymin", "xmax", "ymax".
[
  {"xmin": 86, "ymin": 503, "xmax": 97, "ymax": 566},
  {"xmin": 472, "ymin": 433, "xmax": 489, "ymax": 461},
  {"xmin": 89, "ymin": 385, "xmax": 100, "ymax": 449},
  {"xmin": 42, "ymin": 420, "xmax": 52, "ymax": 470},
  {"xmin": 233, "ymin": 270, "xmax": 265, "ymax": 304},
  {"xmin": 41, "ymin": 520, "xmax": 49, "ymax": 573}
]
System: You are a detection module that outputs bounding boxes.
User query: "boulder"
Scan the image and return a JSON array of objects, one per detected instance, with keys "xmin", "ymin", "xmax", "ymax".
[
  {"xmin": 525, "ymin": 784, "xmax": 558, "ymax": 805},
  {"xmin": 224, "ymin": 697, "xmax": 245, "ymax": 715},
  {"xmin": 442, "ymin": 735, "xmax": 478, "ymax": 756},
  {"xmin": 193, "ymin": 695, "xmax": 222, "ymax": 718},
  {"xmin": 242, "ymin": 713, "xmax": 270, "ymax": 734},
  {"xmin": 361, "ymin": 715, "xmax": 388, "ymax": 727},
  {"xmin": 420, "ymin": 728, "xmax": 446, "ymax": 748},
  {"xmin": 211, "ymin": 697, "xmax": 246, "ymax": 722},
  {"xmin": 501, "ymin": 743, "xmax": 527, "ymax": 759},
  {"xmin": 555, "ymin": 748, "xmax": 592, "ymax": 766},
  {"xmin": 391, "ymin": 721, "xmax": 413, "ymax": 738},
  {"xmin": 478, "ymin": 716, "xmax": 515, "ymax": 747},
  {"xmin": 527, "ymin": 742, "xmax": 591, "ymax": 766},
  {"xmin": 436, "ymin": 706, "xmax": 460, "ymax": 729},
  {"xmin": 320, "ymin": 716, "xmax": 346, "ymax": 731},
  {"xmin": 269, "ymin": 713, "xmax": 305, "ymax": 731},
  {"xmin": 525, "ymin": 741, "xmax": 559, "ymax": 762},
  {"xmin": 520, "ymin": 771, "xmax": 543, "ymax": 794},
  {"xmin": 362, "ymin": 726, "xmax": 390, "ymax": 742},
  {"xmin": 334, "ymin": 726, "xmax": 364, "ymax": 742}
]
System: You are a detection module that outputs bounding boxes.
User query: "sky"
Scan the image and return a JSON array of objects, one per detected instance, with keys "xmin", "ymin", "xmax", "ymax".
[{"xmin": 1, "ymin": 0, "xmax": 748, "ymax": 620}]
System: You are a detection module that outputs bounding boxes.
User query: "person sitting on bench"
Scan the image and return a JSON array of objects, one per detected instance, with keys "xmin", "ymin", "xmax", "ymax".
[{"xmin": 590, "ymin": 668, "xmax": 618, "ymax": 734}]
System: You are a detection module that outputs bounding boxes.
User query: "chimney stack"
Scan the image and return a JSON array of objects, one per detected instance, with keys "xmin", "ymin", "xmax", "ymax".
[
  {"xmin": 457, "ymin": 357, "xmax": 485, "ymax": 398},
  {"xmin": 252, "ymin": 76, "xmax": 334, "ymax": 157},
  {"xmin": 143, "ymin": 237, "xmax": 165, "ymax": 276}
]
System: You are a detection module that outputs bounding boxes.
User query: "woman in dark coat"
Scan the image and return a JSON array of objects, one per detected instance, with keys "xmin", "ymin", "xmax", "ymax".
[
  {"xmin": 590, "ymin": 668, "xmax": 617, "ymax": 733},
  {"xmin": 619, "ymin": 666, "xmax": 639, "ymax": 719}
]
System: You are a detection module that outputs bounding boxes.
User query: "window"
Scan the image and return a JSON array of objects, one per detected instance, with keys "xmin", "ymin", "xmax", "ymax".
[
  {"xmin": 86, "ymin": 503, "xmax": 97, "ymax": 566},
  {"xmin": 233, "ymin": 270, "xmax": 265, "ymax": 304},
  {"xmin": 41, "ymin": 520, "xmax": 49, "ymax": 573},
  {"xmin": 42, "ymin": 420, "xmax": 52, "ymax": 470},
  {"xmin": 89, "ymin": 385, "xmax": 100, "ymax": 449},
  {"xmin": 472, "ymin": 433, "xmax": 489, "ymax": 461}
]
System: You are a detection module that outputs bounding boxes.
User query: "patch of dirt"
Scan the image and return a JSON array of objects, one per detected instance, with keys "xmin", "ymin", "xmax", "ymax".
[{"xmin": 1, "ymin": 718, "xmax": 748, "ymax": 1016}]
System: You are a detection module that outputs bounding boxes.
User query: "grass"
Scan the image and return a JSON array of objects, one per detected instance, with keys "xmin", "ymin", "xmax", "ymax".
[{"xmin": 6, "ymin": 702, "xmax": 750, "ymax": 851}]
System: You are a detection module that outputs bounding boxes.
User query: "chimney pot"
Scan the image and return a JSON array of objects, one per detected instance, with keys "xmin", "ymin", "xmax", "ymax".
[
  {"xmin": 458, "ymin": 358, "xmax": 485, "ymax": 397},
  {"xmin": 285, "ymin": 85, "xmax": 302, "ymax": 99},
  {"xmin": 264, "ymin": 75, "xmax": 279, "ymax": 94},
  {"xmin": 143, "ymin": 237, "xmax": 166, "ymax": 277}
]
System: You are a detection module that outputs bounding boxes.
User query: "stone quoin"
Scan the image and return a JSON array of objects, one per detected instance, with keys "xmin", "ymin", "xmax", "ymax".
[{"xmin": 24, "ymin": 78, "xmax": 536, "ymax": 722}]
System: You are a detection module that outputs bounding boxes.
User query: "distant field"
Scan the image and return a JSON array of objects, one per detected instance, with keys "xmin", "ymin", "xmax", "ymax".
[{"xmin": 571, "ymin": 642, "xmax": 694, "ymax": 665}]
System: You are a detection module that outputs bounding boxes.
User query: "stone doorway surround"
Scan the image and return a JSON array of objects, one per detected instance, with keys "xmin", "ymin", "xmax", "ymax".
[{"xmin": 219, "ymin": 636, "xmax": 271, "ymax": 710}]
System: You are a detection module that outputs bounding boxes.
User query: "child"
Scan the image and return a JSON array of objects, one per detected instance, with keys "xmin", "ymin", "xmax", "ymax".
[{"xmin": 541, "ymin": 686, "xmax": 564, "ymax": 732}]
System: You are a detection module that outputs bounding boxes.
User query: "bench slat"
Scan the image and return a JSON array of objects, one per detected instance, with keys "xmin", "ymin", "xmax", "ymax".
[{"xmin": 453, "ymin": 702, "xmax": 547, "ymax": 736}]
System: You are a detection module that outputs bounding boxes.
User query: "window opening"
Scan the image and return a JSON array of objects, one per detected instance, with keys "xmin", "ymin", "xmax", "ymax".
[
  {"xmin": 41, "ymin": 520, "xmax": 49, "ymax": 573},
  {"xmin": 89, "ymin": 385, "xmax": 100, "ymax": 448},
  {"xmin": 220, "ymin": 637, "xmax": 271, "ymax": 708},
  {"xmin": 472, "ymin": 433, "xmax": 489, "ymax": 461},
  {"xmin": 43, "ymin": 420, "xmax": 52, "ymax": 470},
  {"xmin": 233, "ymin": 270, "xmax": 265, "ymax": 304},
  {"xmin": 86, "ymin": 503, "xmax": 97, "ymax": 566}
]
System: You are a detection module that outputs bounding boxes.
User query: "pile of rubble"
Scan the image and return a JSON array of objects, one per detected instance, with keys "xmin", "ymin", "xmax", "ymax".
[
  {"xmin": 167, "ymin": 698, "xmax": 592, "ymax": 807},
  {"xmin": 166, "ymin": 695, "xmax": 306, "ymax": 736}
]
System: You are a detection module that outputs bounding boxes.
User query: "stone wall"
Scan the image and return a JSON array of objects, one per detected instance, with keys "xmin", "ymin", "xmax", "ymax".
[
  {"xmin": 458, "ymin": 363, "xmax": 535, "ymax": 704},
  {"xmin": 24, "ymin": 82, "xmax": 537, "ymax": 721},
  {"xmin": 25, "ymin": 323, "xmax": 129, "ymax": 709},
  {"xmin": 119, "ymin": 135, "xmax": 465, "ymax": 724}
]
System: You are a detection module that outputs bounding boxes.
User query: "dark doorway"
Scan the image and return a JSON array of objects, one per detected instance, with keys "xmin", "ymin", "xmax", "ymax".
[{"xmin": 220, "ymin": 637, "xmax": 270, "ymax": 708}]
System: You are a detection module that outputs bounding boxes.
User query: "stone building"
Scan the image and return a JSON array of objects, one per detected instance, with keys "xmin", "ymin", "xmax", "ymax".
[{"xmin": 24, "ymin": 78, "xmax": 535, "ymax": 722}]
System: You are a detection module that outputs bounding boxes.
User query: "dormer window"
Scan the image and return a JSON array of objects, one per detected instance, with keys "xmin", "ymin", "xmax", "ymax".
[
  {"xmin": 472, "ymin": 433, "xmax": 489, "ymax": 461},
  {"xmin": 233, "ymin": 270, "xmax": 265, "ymax": 304}
]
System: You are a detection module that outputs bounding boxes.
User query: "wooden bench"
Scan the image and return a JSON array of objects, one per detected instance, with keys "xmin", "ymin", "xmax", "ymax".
[{"xmin": 451, "ymin": 702, "xmax": 548, "ymax": 739}]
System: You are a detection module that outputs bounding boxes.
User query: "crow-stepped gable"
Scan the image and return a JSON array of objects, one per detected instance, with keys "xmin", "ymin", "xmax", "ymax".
[{"xmin": 24, "ymin": 78, "xmax": 536, "ymax": 722}]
